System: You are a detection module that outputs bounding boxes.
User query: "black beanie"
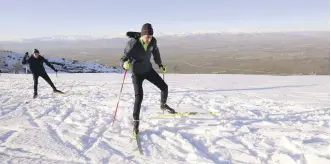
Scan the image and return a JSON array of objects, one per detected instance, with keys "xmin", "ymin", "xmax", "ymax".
[
  {"xmin": 141, "ymin": 23, "xmax": 154, "ymax": 35},
  {"xmin": 33, "ymin": 49, "xmax": 39, "ymax": 53}
]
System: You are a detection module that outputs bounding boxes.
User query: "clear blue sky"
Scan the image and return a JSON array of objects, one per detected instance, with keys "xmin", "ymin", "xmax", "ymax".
[{"xmin": 0, "ymin": 0, "xmax": 329, "ymax": 41}]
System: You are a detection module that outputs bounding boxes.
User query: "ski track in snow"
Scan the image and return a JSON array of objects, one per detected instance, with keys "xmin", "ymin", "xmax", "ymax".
[{"xmin": 0, "ymin": 73, "xmax": 329, "ymax": 164}]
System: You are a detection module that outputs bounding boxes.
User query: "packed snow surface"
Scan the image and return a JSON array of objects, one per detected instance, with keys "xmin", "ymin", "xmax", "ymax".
[{"xmin": 0, "ymin": 73, "xmax": 329, "ymax": 164}]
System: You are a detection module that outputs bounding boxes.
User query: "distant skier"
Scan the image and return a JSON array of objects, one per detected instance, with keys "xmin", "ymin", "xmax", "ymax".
[
  {"xmin": 120, "ymin": 23, "xmax": 176, "ymax": 134},
  {"xmin": 22, "ymin": 49, "xmax": 63, "ymax": 98}
]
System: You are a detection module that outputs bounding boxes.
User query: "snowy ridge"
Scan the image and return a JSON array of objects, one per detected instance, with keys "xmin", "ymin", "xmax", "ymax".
[
  {"xmin": 0, "ymin": 73, "xmax": 329, "ymax": 164},
  {"xmin": 3, "ymin": 30, "xmax": 326, "ymax": 43},
  {"xmin": 0, "ymin": 50, "xmax": 122, "ymax": 73}
]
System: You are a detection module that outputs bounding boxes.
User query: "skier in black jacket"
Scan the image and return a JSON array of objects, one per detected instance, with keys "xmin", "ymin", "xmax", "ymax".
[
  {"xmin": 120, "ymin": 23, "xmax": 176, "ymax": 134},
  {"xmin": 22, "ymin": 49, "xmax": 62, "ymax": 98}
]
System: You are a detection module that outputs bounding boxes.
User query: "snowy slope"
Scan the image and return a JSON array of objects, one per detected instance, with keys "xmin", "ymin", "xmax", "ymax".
[
  {"xmin": 0, "ymin": 50, "xmax": 122, "ymax": 73},
  {"xmin": 0, "ymin": 73, "xmax": 329, "ymax": 164}
]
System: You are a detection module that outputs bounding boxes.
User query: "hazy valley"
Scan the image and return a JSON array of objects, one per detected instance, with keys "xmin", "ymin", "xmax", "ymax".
[{"xmin": 1, "ymin": 31, "xmax": 329, "ymax": 75}]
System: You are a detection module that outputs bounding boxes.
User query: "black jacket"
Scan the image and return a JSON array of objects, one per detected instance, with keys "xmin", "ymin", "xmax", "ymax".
[
  {"xmin": 120, "ymin": 32, "xmax": 162, "ymax": 75},
  {"xmin": 22, "ymin": 55, "xmax": 56, "ymax": 74}
]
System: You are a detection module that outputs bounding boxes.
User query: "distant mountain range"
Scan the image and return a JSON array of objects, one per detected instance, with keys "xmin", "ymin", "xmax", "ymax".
[
  {"xmin": 1, "ymin": 30, "xmax": 327, "ymax": 43},
  {"xmin": 0, "ymin": 31, "xmax": 328, "ymax": 56}
]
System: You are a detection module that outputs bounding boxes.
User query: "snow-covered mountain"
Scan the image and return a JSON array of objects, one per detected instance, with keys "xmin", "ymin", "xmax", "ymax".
[{"xmin": 0, "ymin": 50, "xmax": 122, "ymax": 73}]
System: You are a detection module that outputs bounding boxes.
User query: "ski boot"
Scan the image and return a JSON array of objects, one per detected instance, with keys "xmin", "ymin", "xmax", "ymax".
[
  {"xmin": 161, "ymin": 104, "xmax": 176, "ymax": 114},
  {"xmin": 133, "ymin": 120, "xmax": 139, "ymax": 136},
  {"xmin": 33, "ymin": 93, "xmax": 38, "ymax": 99}
]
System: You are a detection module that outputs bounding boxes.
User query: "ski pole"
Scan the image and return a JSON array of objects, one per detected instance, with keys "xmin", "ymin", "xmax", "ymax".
[
  {"xmin": 162, "ymin": 72, "xmax": 165, "ymax": 114},
  {"xmin": 112, "ymin": 69, "xmax": 128, "ymax": 126}
]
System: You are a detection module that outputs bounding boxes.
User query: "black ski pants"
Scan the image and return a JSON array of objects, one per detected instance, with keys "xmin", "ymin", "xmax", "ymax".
[
  {"xmin": 33, "ymin": 73, "xmax": 56, "ymax": 94},
  {"xmin": 132, "ymin": 68, "xmax": 168, "ymax": 120}
]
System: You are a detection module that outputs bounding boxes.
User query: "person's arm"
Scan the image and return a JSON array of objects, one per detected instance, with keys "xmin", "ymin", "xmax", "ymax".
[
  {"xmin": 42, "ymin": 57, "xmax": 57, "ymax": 72},
  {"xmin": 152, "ymin": 38, "xmax": 167, "ymax": 73},
  {"xmin": 120, "ymin": 39, "xmax": 136, "ymax": 68},
  {"xmin": 152, "ymin": 38, "xmax": 162, "ymax": 67}
]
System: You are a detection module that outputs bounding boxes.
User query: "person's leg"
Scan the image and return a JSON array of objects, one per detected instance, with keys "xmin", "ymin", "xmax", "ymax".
[
  {"xmin": 132, "ymin": 73, "xmax": 145, "ymax": 133},
  {"xmin": 33, "ymin": 74, "xmax": 39, "ymax": 95},
  {"xmin": 145, "ymin": 69, "xmax": 168, "ymax": 105},
  {"xmin": 40, "ymin": 73, "xmax": 56, "ymax": 90},
  {"xmin": 145, "ymin": 69, "xmax": 176, "ymax": 113}
]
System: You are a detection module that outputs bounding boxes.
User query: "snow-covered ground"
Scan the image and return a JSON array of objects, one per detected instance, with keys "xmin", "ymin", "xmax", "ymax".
[{"xmin": 0, "ymin": 73, "xmax": 329, "ymax": 164}]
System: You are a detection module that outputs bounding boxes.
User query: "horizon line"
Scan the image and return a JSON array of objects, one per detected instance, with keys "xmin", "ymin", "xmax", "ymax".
[{"xmin": 0, "ymin": 29, "xmax": 329, "ymax": 42}]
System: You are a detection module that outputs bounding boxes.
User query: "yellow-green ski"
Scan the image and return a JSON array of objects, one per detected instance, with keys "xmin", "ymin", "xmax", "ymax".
[
  {"xmin": 150, "ymin": 111, "xmax": 221, "ymax": 118},
  {"xmin": 132, "ymin": 131, "xmax": 144, "ymax": 155}
]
